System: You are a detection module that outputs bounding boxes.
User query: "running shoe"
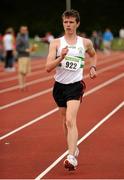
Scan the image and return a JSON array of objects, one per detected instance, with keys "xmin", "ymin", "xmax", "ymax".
[{"xmin": 63, "ymin": 154, "xmax": 78, "ymax": 171}]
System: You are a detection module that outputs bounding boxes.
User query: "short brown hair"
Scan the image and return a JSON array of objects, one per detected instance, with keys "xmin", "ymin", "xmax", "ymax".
[{"xmin": 62, "ymin": 9, "xmax": 80, "ymax": 23}]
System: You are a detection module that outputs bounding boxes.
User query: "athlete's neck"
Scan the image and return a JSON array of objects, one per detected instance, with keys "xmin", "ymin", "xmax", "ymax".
[{"xmin": 64, "ymin": 33, "xmax": 77, "ymax": 45}]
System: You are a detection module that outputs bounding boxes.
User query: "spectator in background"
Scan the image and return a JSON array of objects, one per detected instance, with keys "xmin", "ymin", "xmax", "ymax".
[
  {"xmin": 119, "ymin": 27, "xmax": 124, "ymax": 39},
  {"xmin": 0, "ymin": 33, "xmax": 4, "ymax": 62},
  {"xmin": 3, "ymin": 27, "xmax": 16, "ymax": 71},
  {"xmin": 91, "ymin": 31, "xmax": 100, "ymax": 51},
  {"xmin": 78, "ymin": 32, "xmax": 87, "ymax": 38},
  {"xmin": 102, "ymin": 28, "xmax": 113, "ymax": 54},
  {"xmin": 16, "ymin": 26, "xmax": 37, "ymax": 90},
  {"xmin": 118, "ymin": 27, "xmax": 124, "ymax": 46},
  {"xmin": 97, "ymin": 31, "xmax": 103, "ymax": 51},
  {"xmin": 41, "ymin": 32, "xmax": 54, "ymax": 44}
]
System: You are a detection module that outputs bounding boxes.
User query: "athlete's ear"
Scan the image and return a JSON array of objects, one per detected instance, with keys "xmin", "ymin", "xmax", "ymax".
[{"xmin": 77, "ymin": 22, "xmax": 80, "ymax": 28}]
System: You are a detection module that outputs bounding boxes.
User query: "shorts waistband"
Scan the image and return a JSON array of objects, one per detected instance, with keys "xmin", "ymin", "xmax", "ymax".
[{"xmin": 55, "ymin": 80, "xmax": 83, "ymax": 86}]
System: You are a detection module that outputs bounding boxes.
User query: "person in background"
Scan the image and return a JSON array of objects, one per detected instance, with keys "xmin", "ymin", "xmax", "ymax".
[
  {"xmin": 78, "ymin": 31, "xmax": 87, "ymax": 38},
  {"xmin": 118, "ymin": 27, "xmax": 124, "ymax": 46},
  {"xmin": 91, "ymin": 30, "xmax": 100, "ymax": 51},
  {"xmin": 3, "ymin": 27, "xmax": 16, "ymax": 71},
  {"xmin": 102, "ymin": 28, "xmax": 113, "ymax": 54},
  {"xmin": 16, "ymin": 26, "xmax": 37, "ymax": 90},
  {"xmin": 41, "ymin": 32, "xmax": 54, "ymax": 44},
  {"xmin": 46, "ymin": 9, "xmax": 97, "ymax": 171},
  {"xmin": 119, "ymin": 27, "xmax": 124, "ymax": 39},
  {"xmin": 0, "ymin": 33, "xmax": 4, "ymax": 62}
]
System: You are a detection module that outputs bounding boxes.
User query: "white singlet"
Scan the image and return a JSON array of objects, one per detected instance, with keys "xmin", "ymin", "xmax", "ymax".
[
  {"xmin": 3, "ymin": 34, "xmax": 14, "ymax": 51},
  {"xmin": 54, "ymin": 36, "xmax": 86, "ymax": 84}
]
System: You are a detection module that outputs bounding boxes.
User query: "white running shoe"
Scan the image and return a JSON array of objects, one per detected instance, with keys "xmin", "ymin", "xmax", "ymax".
[
  {"xmin": 63, "ymin": 154, "xmax": 78, "ymax": 171},
  {"xmin": 74, "ymin": 147, "xmax": 79, "ymax": 158}
]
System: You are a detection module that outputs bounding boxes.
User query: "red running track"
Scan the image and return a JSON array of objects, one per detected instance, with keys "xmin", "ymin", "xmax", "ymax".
[{"xmin": 0, "ymin": 51, "xmax": 124, "ymax": 179}]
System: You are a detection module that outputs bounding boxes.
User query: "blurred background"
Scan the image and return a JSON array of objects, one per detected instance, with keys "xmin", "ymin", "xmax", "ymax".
[
  {"xmin": 0, "ymin": 0, "xmax": 124, "ymax": 57},
  {"xmin": 0, "ymin": 0, "xmax": 124, "ymax": 36}
]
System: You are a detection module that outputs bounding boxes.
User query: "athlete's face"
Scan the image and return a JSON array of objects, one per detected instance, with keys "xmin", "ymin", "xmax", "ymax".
[{"xmin": 63, "ymin": 16, "xmax": 80, "ymax": 34}]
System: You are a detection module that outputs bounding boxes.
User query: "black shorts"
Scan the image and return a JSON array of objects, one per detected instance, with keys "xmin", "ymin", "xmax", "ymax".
[{"xmin": 53, "ymin": 80, "xmax": 86, "ymax": 107}]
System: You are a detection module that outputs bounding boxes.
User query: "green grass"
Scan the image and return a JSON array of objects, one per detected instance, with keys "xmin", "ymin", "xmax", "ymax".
[
  {"xmin": 111, "ymin": 38, "xmax": 124, "ymax": 50},
  {"xmin": 30, "ymin": 39, "xmax": 49, "ymax": 57},
  {"xmin": 29, "ymin": 38, "xmax": 124, "ymax": 58}
]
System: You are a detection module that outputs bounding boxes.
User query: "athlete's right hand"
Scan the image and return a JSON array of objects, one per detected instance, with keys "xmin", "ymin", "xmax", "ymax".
[{"xmin": 60, "ymin": 46, "xmax": 68, "ymax": 59}]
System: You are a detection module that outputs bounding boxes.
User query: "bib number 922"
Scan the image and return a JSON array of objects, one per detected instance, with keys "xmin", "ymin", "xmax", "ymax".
[
  {"xmin": 65, "ymin": 61, "xmax": 77, "ymax": 70},
  {"xmin": 64, "ymin": 60, "xmax": 80, "ymax": 71}
]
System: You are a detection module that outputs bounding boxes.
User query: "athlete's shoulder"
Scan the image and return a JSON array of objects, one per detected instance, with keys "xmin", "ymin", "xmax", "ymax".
[
  {"xmin": 78, "ymin": 36, "xmax": 92, "ymax": 44},
  {"xmin": 50, "ymin": 37, "xmax": 61, "ymax": 44},
  {"xmin": 81, "ymin": 37, "xmax": 93, "ymax": 50},
  {"xmin": 82, "ymin": 37, "xmax": 92, "ymax": 44},
  {"xmin": 49, "ymin": 37, "xmax": 61, "ymax": 49}
]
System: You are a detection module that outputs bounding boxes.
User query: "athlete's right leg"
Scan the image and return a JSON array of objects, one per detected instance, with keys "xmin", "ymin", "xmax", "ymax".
[
  {"xmin": 60, "ymin": 101, "xmax": 80, "ymax": 171},
  {"xmin": 59, "ymin": 107, "xmax": 67, "ymax": 139},
  {"xmin": 66, "ymin": 100, "xmax": 80, "ymax": 156},
  {"xmin": 59, "ymin": 107, "xmax": 79, "ymax": 157}
]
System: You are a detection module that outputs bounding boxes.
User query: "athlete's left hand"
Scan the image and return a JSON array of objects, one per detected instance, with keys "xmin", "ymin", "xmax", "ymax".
[{"xmin": 90, "ymin": 66, "xmax": 97, "ymax": 79}]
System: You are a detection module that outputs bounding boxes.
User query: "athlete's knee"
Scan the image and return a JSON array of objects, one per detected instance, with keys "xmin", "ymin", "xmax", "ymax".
[{"xmin": 66, "ymin": 117, "xmax": 76, "ymax": 129}]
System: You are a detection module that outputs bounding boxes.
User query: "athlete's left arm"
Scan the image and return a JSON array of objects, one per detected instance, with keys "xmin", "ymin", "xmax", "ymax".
[{"xmin": 86, "ymin": 39, "xmax": 97, "ymax": 79}]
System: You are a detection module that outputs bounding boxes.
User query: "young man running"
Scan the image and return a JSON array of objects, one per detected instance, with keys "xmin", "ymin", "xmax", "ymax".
[{"xmin": 46, "ymin": 9, "xmax": 97, "ymax": 171}]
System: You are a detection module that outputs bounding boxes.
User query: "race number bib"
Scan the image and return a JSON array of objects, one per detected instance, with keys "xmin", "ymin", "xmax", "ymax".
[{"xmin": 62, "ymin": 55, "xmax": 82, "ymax": 71}]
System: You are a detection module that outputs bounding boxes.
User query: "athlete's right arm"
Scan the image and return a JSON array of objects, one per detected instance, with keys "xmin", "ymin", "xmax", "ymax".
[{"xmin": 45, "ymin": 39, "xmax": 68, "ymax": 72}]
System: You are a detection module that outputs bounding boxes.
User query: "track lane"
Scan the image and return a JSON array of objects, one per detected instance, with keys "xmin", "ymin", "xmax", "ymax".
[
  {"xmin": 0, "ymin": 79, "xmax": 54, "ymax": 106},
  {"xmin": 0, "ymin": 58, "xmax": 46, "ymax": 79},
  {"xmin": 0, "ymin": 52, "xmax": 124, "ymax": 179},
  {"xmin": 0, "ymin": 60, "xmax": 123, "ymax": 137},
  {"xmin": 0, "ymin": 52, "xmax": 123, "ymax": 89},
  {"xmin": 42, "ymin": 102, "xmax": 124, "ymax": 179},
  {"xmin": 34, "ymin": 77, "xmax": 124, "ymax": 179},
  {"xmin": 0, "ymin": 69, "xmax": 123, "ymax": 137},
  {"xmin": 0, "ymin": 77, "xmax": 123, "ymax": 179},
  {"xmin": 1, "ymin": 59, "xmax": 124, "ymax": 106}
]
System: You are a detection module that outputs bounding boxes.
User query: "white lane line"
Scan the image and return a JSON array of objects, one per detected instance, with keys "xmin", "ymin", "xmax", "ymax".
[
  {"xmin": 0, "ymin": 53, "xmax": 122, "ymax": 83},
  {"xmin": 0, "ymin": 75, "xmax": 53, "ymax": 94},
  {"xmin": 1, "ymin": 61, "xmax": 124, "ymax": 110},
  {"xmin": 0, "ymin": 68, "xmax": 46, "ymax": 83},
  {"xmin": 35, "ymin": 101, "xmax": 124, "ymax": 180},
  {"xmin": 0, "ymin": 108, "xmax": 59, "ymax": 141},
  {"xmin": 0, "ymin": 88, "xmax": 52, "ymax": 110},
  {"xmin": 84, "ymin": 73, "xmax": 124, "ymax": 96},
  {"xmin": 0, "ymin": 73, "xmax": 123, "ymax": 140},
  {"xmin": 0, "ymin": 54, "xmax": 124, "ymax": 92},
  {"xmin": 96, "ymin": 61, "xmax": 124, "ymax": 74},
  {"xmin": 0, "ymin": 59, "xmax": 46, "ymax": 77}
]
